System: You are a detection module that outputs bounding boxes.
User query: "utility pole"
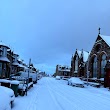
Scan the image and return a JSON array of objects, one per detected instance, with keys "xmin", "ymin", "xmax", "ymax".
[{"xmin": 26, "ymin": 58, "xmax": 31, "ymax": 96}]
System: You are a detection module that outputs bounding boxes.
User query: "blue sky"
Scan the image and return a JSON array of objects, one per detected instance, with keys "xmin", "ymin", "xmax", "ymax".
[{"xmin": 0, "ymin": 0, "xmax": 110, "ymax": 74}]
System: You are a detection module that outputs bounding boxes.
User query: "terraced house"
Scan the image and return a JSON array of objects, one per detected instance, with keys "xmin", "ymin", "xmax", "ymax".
[
  {"xmin": 0, "ymin": 42, "xmax": 10, "ymax": 78},
  {"xmin": 0, "ymin": 42, "xmax": 35, "ymax": 79},
  {"xmin": 56, "ymin": 65, "xmax": 70, "ymax": 76}
]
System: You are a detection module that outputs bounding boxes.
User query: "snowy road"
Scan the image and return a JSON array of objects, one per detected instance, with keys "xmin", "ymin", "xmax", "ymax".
[{"xmin": 12, "ymin": 77, "xmax": 110, "ymax": 110}]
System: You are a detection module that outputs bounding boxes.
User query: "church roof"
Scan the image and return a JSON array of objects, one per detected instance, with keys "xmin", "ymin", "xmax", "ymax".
[
  {"xmin": 72, "ymin": 49, "xmax": 89, "ymax": 62},
  {"xmin": 99, "ymin": 34, "xmax": 110, "ymax": 46},
  {"xmin": 82, "ymin": 51, "xmax": 90, "ymax": 62},
  {"xmin": 77, "ymin": 50, "xmax": 82, "ymax": 57}
]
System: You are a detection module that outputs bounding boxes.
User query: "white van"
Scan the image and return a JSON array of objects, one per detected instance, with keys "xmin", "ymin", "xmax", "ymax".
[{"xmin": 13, "ymin": 71, "xmax": 37, "ymax": 83}]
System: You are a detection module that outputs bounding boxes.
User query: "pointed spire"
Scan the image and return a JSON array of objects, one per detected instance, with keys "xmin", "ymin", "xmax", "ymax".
[
  {"xmin": 81, "ymin": 49, "xmax": 83, "ymax": 56},
  {"xmin": 98, "ymin": 27, "xmax": 101, "ymax": 34}
]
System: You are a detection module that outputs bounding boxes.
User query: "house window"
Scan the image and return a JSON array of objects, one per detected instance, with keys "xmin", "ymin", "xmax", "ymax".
[
  {"xmin": 0, "ymin": 51, "xmax": 3, "ymax": 56},
  {"xmin": 3, "ymin": 47, "xmax": 7, "ymax": 57},
  {"xmin": 101, "ymin": 54, "xmax": 106, "ymax": 77},
  {"xmin": 93, "ymin": 57, "xmax": 97, "ymax": 77},
  {"xmin": 75, "ymin": 56, "xmax": 78, "ymax": 72},
  {"xmin": 0, "ymin": 63, "xmax": 2, "ymax": 76}
]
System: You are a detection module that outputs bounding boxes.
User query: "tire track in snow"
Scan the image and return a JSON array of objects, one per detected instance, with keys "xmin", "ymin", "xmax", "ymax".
[
  {"xmin": 25, "ymin": 85, "xmax": 38, "ymax": 110},
  {"xmin": 46, "ymin": 78, "xmax": 110, "ymax": 110},
  {"xmin": 45, "ymin": 78, "xmax": 80, "ymax": 110},
  {"xmin": 53, "ymin": 79, "xmax": 110, "ymax": 110}
]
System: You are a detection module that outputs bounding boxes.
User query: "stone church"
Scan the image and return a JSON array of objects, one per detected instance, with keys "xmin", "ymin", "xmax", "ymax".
[{"xmin": 71, "ymin": 30, "xmax": 110, "ymax": 87}]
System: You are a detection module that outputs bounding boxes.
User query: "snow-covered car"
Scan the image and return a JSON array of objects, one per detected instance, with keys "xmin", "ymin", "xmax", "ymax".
[
  {"xmin": 37, "ymin": 74, "xmax": 42, "ymax": 80},
  {"xmin": 0, "ymin": 86, "xmax": 12, "ymax": 110},
  {"xmin": 68, "ymin": 77, "xmax": 84, "ymax": 88},
  {"xmin": 56, "ymin": 76, "xmax": 61, "ymax": 80},
  {"xmin": 29, "ymin": 73, "xmax": 37, "ymax": 83},
  {"xmin": 11, "ymin": 71, "xmax": 37, "ymax": 83},
  {"xmin": 0, "ymin": 86, "xmax": 15, "ymax": 108}
]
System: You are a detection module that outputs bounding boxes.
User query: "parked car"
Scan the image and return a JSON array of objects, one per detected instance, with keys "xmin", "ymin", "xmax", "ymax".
[
  {"xmin": 11, "ymin": 71, "xmax": 37, "ymax": 84},
  {"xmin": 68, "ymin": 77, "xmax": 84, "ymax": 88},
  {"xmin": 37, "ymin": 74, "xmax": 42, "ymax": 80},
  {"xmin": 56, "ymin": 76, "xmax": 61, "ymax": 80},
  {"xmin": 0, "ymin": 86, "xmax": 15, "ymax": 108},
  {"xmin": 0, "ymin": 86, "xmax": 12, "ymax": 110}
]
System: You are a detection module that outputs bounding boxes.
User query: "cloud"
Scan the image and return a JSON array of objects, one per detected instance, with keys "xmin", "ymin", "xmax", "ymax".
[{"xmin": 0, "ymin": 0, "xmax": 110, "ymax": 74}]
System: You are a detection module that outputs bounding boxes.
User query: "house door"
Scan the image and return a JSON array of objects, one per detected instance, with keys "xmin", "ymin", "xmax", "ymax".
[{"xmin": 105, "ymin": 69, "xmax": 110, "ymax": 87}]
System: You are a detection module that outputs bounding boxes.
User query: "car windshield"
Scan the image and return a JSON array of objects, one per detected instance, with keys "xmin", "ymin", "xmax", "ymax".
[{"xmin": 15, "ymin": 72, "xmax": 22, "ymax": 76}]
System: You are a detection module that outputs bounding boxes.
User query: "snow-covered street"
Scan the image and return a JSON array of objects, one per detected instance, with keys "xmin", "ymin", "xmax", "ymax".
[{"xmin": 12, "ymin": 77, "xmax": 110, "ymax": 110}]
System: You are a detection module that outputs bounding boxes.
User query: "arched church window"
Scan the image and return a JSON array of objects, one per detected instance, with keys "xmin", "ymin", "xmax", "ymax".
[
  {"xmin": 101, "ymin": 54, "xmax": 106, "ymax": 77},
  {"xmin": 95, "ymin": 44, "xmax": 101, "ymax": 52},
  {"xmin": 93, "ymin": 56, "xmax": 97, "ymax": 77},
  {"xmin": 75, "ymin": 55, "xmax": 78, "ymax": 72}
]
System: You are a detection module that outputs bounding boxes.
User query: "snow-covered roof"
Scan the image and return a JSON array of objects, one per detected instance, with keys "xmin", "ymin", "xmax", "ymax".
[
  {"xmin": 19, "ymin": 64, "xmax": 25, "ymax": 68},
  {"xmin": 13, "ymin": 53, "xmax": 19, "ymax": 56},
  {"xmin": 12, "ymin": 62, "xmax": 20, "ymax": 66},
  {"xmin": 59, "ymin": 69, "xmax": 70, "ymax": 72},
  {"xmin": 77, "ymin": 50, "xmax": 82, "ymax": 57},
  {"xmin": 83, "ymin": 51, "xmax": 90, "ymax": 62},
  {"xmin": 7, "ymin": 49, "xmax": 11, "ymax": 51},
  {"xmin": 99, "ymin": 34, "xmax": 110, "ymax": 46},
  {"xmin": 18, "ymin": 58, "xmax": 23, "ymax": 62},
  {"xmin": 0, "ymin": 57, "xmax": 10, "ymax": 62},
  {"xmin": 0, "ymin": 41, "xmax": 10, "ymax": 49}
]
